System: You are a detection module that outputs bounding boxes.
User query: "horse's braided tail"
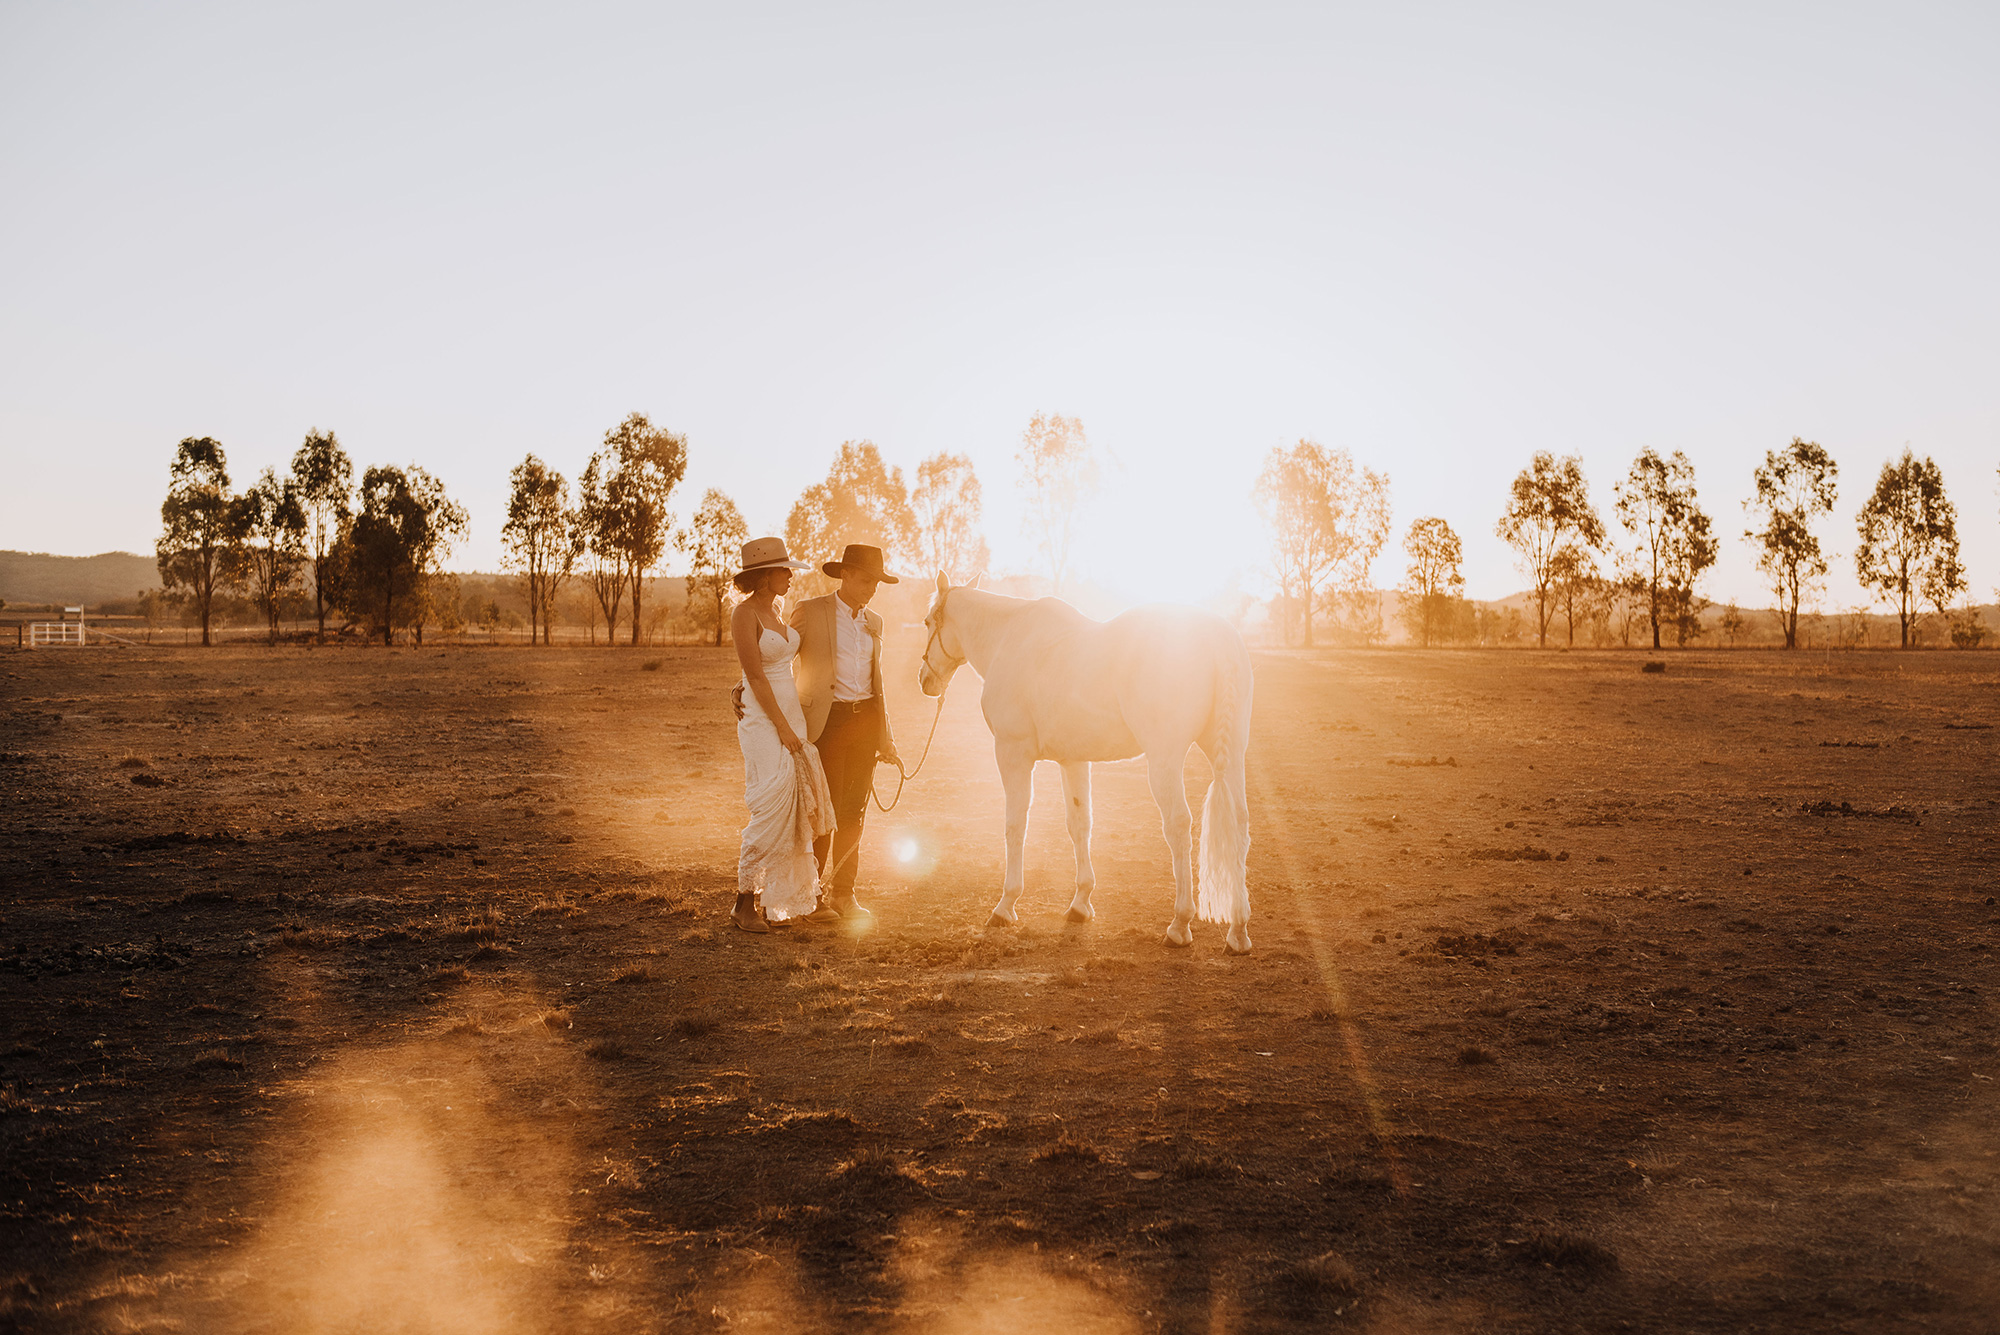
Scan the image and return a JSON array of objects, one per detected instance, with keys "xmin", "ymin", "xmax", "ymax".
[{"xmin": 1197, "ymin": 633, "xmax": 1253, "ymax": 928}]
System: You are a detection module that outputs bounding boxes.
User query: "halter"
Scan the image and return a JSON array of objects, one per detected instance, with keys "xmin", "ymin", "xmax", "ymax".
[{"xmin": 920, "ymin": 587, "xmax": 965, "ymax": 677}]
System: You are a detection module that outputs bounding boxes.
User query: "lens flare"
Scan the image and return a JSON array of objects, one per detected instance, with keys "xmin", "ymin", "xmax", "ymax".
[{"xmin": 894, "ymin": 837, "xmax": 919, "ymax": 863}]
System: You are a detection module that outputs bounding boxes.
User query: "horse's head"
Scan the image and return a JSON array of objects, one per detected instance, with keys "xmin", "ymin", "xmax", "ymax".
[{"xmin": 919, "ymin": 571, "xmax": 968, "ymax": 697}]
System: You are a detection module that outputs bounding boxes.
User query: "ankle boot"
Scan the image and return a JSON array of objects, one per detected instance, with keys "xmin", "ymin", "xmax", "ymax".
[{"xmin": 730, "ymin": 892, "xmax": 768, "ymax": 934}]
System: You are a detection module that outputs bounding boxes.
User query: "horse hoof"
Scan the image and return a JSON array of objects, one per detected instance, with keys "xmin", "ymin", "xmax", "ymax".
[
  {"xmin": 1224, "ymin": 937, "xmax": 1253, "ymax": 956},
  {"xmin": 1162, "ymin": 930, "xmax": 1193, "ymax": 949},
  {"xmin": 986, "ymin": 913, "xmax": 1015, "ymax": 930},
  {"xmin": 1064, "ymin": 907, "xmax": 1092, "ymax": 924}
]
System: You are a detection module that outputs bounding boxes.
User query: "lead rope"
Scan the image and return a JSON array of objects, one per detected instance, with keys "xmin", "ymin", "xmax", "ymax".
[
  {"xmin": 869, "ymin": 688, "xmax": 947, "ymax": 813},
  {"xmin": 869, "ymin": 598, "xmax": 957, "ymax": 813}
]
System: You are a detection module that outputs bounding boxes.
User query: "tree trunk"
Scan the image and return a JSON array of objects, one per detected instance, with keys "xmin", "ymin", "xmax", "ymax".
[
  {"xmin": 630, "ymin": 574, "xmax": 643, "ymax": 646},
  {"xmin": 383, "ymin": 567, "xmax": 394, "ymax": 647}
]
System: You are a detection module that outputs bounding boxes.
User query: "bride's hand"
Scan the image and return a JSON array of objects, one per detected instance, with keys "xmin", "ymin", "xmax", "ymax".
[{"xmin": 778, "ymin": 724, "xmax": 805, "ymax": 754}]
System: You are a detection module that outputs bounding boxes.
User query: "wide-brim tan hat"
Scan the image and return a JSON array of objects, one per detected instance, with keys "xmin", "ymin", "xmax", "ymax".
[
  {"xmin": 822, "ymin": 543, "xmax": 902, "ymax": 583},
  {"xmin": 738, "ymin": 536, "xmax": 812, "ymax": 574}
]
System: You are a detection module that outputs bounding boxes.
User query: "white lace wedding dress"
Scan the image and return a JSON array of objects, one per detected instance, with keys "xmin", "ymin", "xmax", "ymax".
[{"xmin": 736, "ymin": 622, "xmax": 836, "ymax": 920}]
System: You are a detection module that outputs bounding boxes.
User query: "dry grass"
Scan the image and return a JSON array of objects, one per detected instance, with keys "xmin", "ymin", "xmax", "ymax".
[
  {"xmin": 190, "ymin": 1049, "xmax": 243, "ymax": 1071},
  {"xmin": 1279, "ymin": 1251, "xmax": 1359, "ymax": 1299},
  {"xmin": 1457, "ymin": 1045, "xmax": 1498, "ymax": 1065},
  {"xmin": 1171, "ymin": 1151, "xmax": 1231, "ymax": 1180},
  {"xmin": 680, "ymin": 928, "xmax": 714, "ymax": 946},
  {"xmin": 612, "ymin": 963, "xmax": 655, "ymax": 984},
  {"xmin": 584, "ymin": 1039, "xmax": 631, "ymax": 1062},
  {"xmin": 115, "ymin": 755, "xmax": 149, "ymax": 769},
  {"xmin": 536, "ymin": 1008, "xmax": 574, "ymax": 1035},
  {"xmin": 1032, "ymin": 1133, "xmax": 1103, "ymax": 1165},
  {"xmin": 274, "ymin": 927, "xmax": 351, "ymax": 952},
  {"xmin": 528, "ymin": 898, "xmax": 584, "ymax": 919},
  {"xmin": 1518, "ymin": 1232, "xmax": 1619, "ymax": 1272},
  {"xmin": 672, "ymin": 1013, "xmax": 720, "ymax": 1039},
  {"xmin": 432, "ymin": 964, "xmax": 470, "ymax": 985}
]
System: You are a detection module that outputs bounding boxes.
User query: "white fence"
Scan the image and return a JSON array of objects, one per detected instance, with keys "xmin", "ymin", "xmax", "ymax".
[{"xmin": 28, "ymin": 621, "xmax": 86, "ymax": 647}]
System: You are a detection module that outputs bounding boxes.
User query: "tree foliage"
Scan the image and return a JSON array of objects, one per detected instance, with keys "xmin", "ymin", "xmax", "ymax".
[
  {"xmin": 501, "ymin": 455, "xmax": 581, "ymax": 646},
  {"xmin": 156, "ymin": 437, "xmax": 238, "ymax": 647},
  {"xmin": 1253, "ymin": 440, "xmax": 1391, "ymax": 648},
  {"xmin": 912, "ymin": 452, "xmax": 990, "ymax": 581},
  {"xmin": 1745, "ymin": 438, "xmax": 1838, "ymax": 650},
  {"xmin": 231, "ymin": 468, "xmax": 307, "ymax": 643},
  {"xmin": 1548, "ymin": 544, "xmax": 1602, "ymax": 648},
  {"xmin": 577, "ymin": 414, "xmax": 688, "ymax": 646},
  {"xmin": 684, "ymin": 488, "xmax": 748, "ymax": 647},
  {"xmin": 784, "ymin": 441, "xmax": 917, "ymax": 599},
  {"xmin": 576, "ymin": 454, "xmax": 628, "ymax": 644},
  {"xmin": 1495, "ymin": 452, "xmax": 1604, "ymax": 649},
  {"xmin": 1855, "ymin": 449, "xmax": 1963, "ymax": 648},
  {"xmin": 1615, "ymin": 448, "xmax": 1717, "ymax": 649},
  {"xmin": 339, "ymin": 465, "xmax": 468, "ymax": 645},
  {"xmin": 1016, "ymin": 413, "xmax": 1096, "ymax": 594},
  {"xmin": 289, "ymin": 429, "xmax": 353, "ymax": 642},
  {"xmin": 1398, "ymin": 517, "xmax": 1464, "ymax": 648}
]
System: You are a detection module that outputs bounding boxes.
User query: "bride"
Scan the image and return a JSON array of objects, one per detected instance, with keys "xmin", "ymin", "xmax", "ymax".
[{"xmin": 729, "ymin": 537, "xmax": 835, "ymax": 933}]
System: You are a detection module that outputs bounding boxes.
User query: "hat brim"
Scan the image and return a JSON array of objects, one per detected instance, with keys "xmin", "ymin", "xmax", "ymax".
[
  {"xmin": 740, "ymin": 559, "xmax": 812, "ymax": 575},
  {"xmin": 823, "ymin": 562, "xmax": 900, "ymax": 583}
]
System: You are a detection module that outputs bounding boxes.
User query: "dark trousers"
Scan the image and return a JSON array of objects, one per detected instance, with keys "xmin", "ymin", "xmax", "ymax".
[{"xmin": 812, "ymin": 696, "xmax": 879, "ymax": 899}]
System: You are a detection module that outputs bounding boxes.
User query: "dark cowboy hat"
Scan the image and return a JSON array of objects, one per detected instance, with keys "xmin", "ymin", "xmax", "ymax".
[{"xmin": 822, "ymin": 544, "xmax": 901, "ymax": 583}]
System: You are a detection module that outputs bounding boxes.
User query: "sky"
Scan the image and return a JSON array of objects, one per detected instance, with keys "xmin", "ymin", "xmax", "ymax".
[{"xmin": 2, "ymin": 1, "xmax": 1996, "ymax": 610}]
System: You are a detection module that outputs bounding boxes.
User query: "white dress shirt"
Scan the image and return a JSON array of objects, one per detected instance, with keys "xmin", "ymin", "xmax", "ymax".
[{"xmin": 832, "ymin": 597, "xmax": 873, "ymax": 702}]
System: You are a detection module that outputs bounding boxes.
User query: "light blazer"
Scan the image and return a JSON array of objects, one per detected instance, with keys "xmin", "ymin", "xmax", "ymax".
[{"xmin": 788, "ymin": 593, "xmax": 897, "ymax": 752}]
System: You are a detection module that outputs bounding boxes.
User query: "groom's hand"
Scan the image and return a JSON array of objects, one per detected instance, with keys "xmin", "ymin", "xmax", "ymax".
[
  {"xmin": 878, "ymin": 743, "xmax": 902, "ymax": 770},
  {"xmin": 730, "ymin": 682, "xmax": 746, "ymax": 720}
]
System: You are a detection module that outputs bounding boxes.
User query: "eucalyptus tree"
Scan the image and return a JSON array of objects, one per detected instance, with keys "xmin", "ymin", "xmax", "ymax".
[
  {"xmin": 502, "ymin": 454, "xmax": 581, "ymax": 645},
  {"xmin": 289, "ymin": 429, "xmax": 353, "ymax": 642},
  {"xmin": 1254, "ymin": 440, "xmax": 1391, "ymax": 647},
  {"xmin": 1855, "ymin": 449, "xmax": 1963, "ymax": 647},
  {"xmin": 156, "ymin": 437, "xmax": 239, "ymax": 646},
  {"xmin": 684, "ymin": 488, "xmax": 748, "ymax": 646},
  {"xmin": 912, "ymin": 451, "xmax": 991, "ymax": 581},
  {"xmin": 231, "ymin": 468, "xmax": 307, "ymax": 643},
  {"xmin": 582, "ymin": 413, "xmax": 688, "ymax": 645},
  {"xmin": 341, "ymin": 465, "xmax": 468, "ymax": 646},
  {"xmin": 1616, "ymin": 448, "xmax": 1717, "ymax": 649},
  {"xmin": 1016, "ymin": 413, "xmax": 1098, "ymax": 595},
  {"xmin": 1495, "ymin": 452, "xmax": 1604, "ymax": 648},
  {"xmin": 1399, "ymin": 516, "xmax": 1465, "ymax": 648},
  {"xmin": 1744, "ymin": 438, "xmax": 1838, "ymax": 649}
]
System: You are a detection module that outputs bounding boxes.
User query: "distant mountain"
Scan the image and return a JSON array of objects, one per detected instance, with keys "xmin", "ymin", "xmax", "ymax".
[{"xmin": 0, "ymin": 550, "xmax": 159, "ymax": 607}]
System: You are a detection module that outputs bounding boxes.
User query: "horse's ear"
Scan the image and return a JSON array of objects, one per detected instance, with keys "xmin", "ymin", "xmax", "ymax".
[
  {"xmin": 970, "ymin": 572, "xmax": 983, "ymax": 590},
  {"xmin": 936, "ymin": 571, "xmax": 950, "ymax": 594}
]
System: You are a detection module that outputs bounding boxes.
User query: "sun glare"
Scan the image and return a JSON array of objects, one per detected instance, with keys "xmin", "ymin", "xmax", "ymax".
[{"xmin": 894, "ymin": 837, "xmax": 919, "ymax": 864}]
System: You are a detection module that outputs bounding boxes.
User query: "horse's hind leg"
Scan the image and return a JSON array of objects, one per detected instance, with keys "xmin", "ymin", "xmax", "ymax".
[
  {"xmin": 988, "ymin": 742, "xmax": 1035, "ymax": 929},
  {"xmin": 1148, "ymin": 751, "xmax": 1196, "ymax": 947},
  {"xmin": 1060, "ymin": 761, "xmax": 1095, "ymax": 923}
]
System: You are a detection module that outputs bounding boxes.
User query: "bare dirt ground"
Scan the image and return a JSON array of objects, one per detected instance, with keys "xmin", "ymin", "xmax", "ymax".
[{"xmin": 2, "ymin": 640, "xmax": 1997, "ymax": 1333}]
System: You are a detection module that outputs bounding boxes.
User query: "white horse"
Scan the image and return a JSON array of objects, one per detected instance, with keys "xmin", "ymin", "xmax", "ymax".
[{"xmin": 917, "ymin": 574, "xmax": 1255, "ymax": 953}]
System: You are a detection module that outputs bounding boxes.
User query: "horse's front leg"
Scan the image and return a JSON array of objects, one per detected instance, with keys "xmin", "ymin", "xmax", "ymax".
[
  {"xmin": 988, "ymin": 741, "xmax": 1035, "ymax": 928},
  {"xmin": 1060, "ymin": 761, "xmax": 1095, "ymax": 923},
  {"xmin": 1148, "ymin": 750, "xmax": 1196, "ymax": 946}
]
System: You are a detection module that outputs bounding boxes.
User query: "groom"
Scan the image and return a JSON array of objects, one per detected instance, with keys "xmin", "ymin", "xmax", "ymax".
[{"xmin": 789, "ymin": 544, "xmax": 901, "ymax": 919}]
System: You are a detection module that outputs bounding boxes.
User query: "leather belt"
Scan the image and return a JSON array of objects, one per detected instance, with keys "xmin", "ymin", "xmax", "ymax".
[{"xmin": 828, "ymin": 697, "xmax": 877, "ymax": 714}]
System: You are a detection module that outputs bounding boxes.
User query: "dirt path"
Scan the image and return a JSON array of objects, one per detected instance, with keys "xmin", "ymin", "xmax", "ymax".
[{"xmin": 2, "ymin": 644, "xmax": 1997, "ymax": 1333}]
